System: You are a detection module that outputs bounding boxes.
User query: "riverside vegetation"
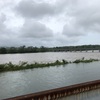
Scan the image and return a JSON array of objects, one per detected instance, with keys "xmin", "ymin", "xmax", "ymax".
[
  {"xmin": 0, "ymin": 58, "xmax": 99, "ymax": 72},
  {"xmin": 0, "ymin": 45, "xmax": 100, "ymax": 54}
]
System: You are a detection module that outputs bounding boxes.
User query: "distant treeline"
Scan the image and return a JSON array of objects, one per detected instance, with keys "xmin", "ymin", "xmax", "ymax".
[{"xmin": 0, "ymin": 45, "xmax": 100, "ymax": 54}]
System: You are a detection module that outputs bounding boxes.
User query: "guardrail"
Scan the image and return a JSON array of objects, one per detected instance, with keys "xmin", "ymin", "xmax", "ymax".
[{"xmin": 4, "ymin": 80, "xmax": 100, "ymax": 100}]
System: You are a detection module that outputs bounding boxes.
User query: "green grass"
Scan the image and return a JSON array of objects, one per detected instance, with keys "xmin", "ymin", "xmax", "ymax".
[
  {"xmin": 73, "ymin": 58, "xmax": 99, "ymax": 63},
  {"xmin": 0, "ymin": 58, "xmax": 99, "ymax": 72}
]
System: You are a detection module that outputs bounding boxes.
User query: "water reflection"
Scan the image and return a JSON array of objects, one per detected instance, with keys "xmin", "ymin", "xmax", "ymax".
[{"xmin": 0, "ymin": 62, "xmax": 100, "ymax": 99}]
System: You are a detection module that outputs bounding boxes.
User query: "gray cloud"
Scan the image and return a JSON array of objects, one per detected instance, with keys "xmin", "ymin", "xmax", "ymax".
[
  {"xmin": 62, "ymin": 22, "xmax": 85, "ymax": 37},
  {"xmin": 15, "ymin": 0, "xmax": 57, "ymax": 18},
  {"xmin": 60, "ymin": 0, "xmax": 100, "ymax": 39},
  {"xmin": 0, "ymin": 13, "xmax": 17, "ymax": 38},
  {"xmin": 0, "ymin": 14, "xmax": 6, "ymax": 33},
  {"xmin": 65, "ymin": 0, "xmax": 100, "ymax": 34},
  {"xmin": 14, "ymin": 0, "xmax": 68, "ymax": 19},
  {"xmin": 0, "ymin": 0, "xmax": 100, "ymax": 46},
  {"xmin": 21, "ymin": 20, "xmax": 53, "ymax": 38},
  {"xmin": 0, "ymin": 14, "xmax": 13, "ymax": 40}
]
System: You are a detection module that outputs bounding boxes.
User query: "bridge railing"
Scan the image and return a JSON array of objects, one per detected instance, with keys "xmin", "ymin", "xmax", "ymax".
[{"xmin": 4, "ymin": 80, "xmax": 100, "ymax": 100}]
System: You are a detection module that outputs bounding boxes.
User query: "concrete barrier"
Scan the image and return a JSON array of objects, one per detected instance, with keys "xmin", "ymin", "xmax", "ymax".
[{"xmin": 4, "ymin": 80, "xmax": 100, "ymax": 100}]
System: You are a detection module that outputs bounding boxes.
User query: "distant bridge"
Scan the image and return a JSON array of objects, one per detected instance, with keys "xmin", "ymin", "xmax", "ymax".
[
  {"xmin": 4, "ymin": 80, "xmax": 100, "ymax": 100},
  {"xmin": 51, "ymin": 50, "xmax": 100, "ymax": 52}
]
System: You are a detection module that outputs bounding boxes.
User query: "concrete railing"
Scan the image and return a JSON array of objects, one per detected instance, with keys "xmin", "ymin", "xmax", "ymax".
[{"xmin": 4, "ymin": 80, "xmax": 100, "ymax": 100}]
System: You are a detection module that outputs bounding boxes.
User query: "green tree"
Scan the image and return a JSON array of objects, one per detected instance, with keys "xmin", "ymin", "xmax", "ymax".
[{"xmin": 0, "ymin": 47, "xmax": 7, "ymax": 54}]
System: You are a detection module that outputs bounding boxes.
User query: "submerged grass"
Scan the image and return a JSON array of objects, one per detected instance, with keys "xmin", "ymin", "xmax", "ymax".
[
  {"xmin": 0, "ymin": 58, "xmax": 99, "ymax": 72},
  {"xmin": 73, "ymin": 58, "xmax": 99, "ymax": 63}
]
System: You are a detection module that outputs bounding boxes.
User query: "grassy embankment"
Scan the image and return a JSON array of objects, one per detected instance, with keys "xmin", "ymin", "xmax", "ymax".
[{"xmin": 0, "ymin": 58, "xmax": 99, "ymax": 72}]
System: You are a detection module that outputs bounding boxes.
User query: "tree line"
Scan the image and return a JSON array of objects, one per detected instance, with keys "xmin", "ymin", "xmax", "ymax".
[{"xmin": 0, "ymin": 45, "xmax": 100, "ymax": 54}]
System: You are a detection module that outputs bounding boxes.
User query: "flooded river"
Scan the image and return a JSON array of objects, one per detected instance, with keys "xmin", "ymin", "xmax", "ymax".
[
  {"xmin": 0, "ymin": 52, "xmax": 100, "ymax": 64},
  {"xmin": 0, "ymin": 52, "xmax": 100, "ymax": 99}
]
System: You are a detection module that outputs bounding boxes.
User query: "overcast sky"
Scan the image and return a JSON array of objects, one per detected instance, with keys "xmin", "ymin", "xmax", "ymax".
[{"xmin": 0, "ymin": 0, "xmax": 100, "ymax": 47}]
